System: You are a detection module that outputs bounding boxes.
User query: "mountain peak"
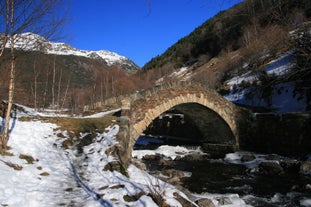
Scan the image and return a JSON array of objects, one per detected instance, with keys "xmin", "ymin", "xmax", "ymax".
[{"xmin": 5, "ymin": 32, "xmax": 139, "ymax": 70}]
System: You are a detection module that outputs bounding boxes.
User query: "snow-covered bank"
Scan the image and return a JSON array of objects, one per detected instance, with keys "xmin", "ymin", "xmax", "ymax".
[
  {"xmin": 224, "ymin": 51, "xmax": 310, "ymax": 112},
  {"xmin": 0, "ymin": 109, "xmax": 196, "ymax": 207},
  {"xmin": 0, "ymin": 120, "xmax": 75, "ymax": 206}
]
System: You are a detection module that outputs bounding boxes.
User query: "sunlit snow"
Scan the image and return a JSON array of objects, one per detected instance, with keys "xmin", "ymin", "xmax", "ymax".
[
  {"xmin": 0, "ymin": 106, "xmax": 257, "ymax": 207},
  {"xmin": 224, "ymin": 51, "xmax": 310, "ymax": 112},
  {"xmin": 5, "ymin": 33, "xmax": 131, "ymax": 66}
]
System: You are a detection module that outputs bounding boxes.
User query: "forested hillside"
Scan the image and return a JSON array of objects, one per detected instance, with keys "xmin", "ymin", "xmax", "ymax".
[
  {"xmin": 0, "ymin": 49, "xmax": 150, "ymax": 112},
  {"xmin": 142, "ymin": 0, "xmax": 311, "ymax": 86}
]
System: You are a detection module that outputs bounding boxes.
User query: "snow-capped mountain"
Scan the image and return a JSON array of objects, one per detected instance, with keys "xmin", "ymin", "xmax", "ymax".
[{"xmin": 4, "ymin": 32, "xmax": 139, "ymax": 71}]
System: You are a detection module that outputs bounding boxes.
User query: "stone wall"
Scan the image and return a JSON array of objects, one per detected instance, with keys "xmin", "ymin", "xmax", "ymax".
[{"xmin": 241, "ymin": 113, "xmax": 311, "ymax": 157}]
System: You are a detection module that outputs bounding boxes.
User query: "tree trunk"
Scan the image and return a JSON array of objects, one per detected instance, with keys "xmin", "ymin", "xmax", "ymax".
[
  {"xmin": 42, "ymin": 68, "xmax": 49, "ymax": 110},
  {"xmin": 51, "ymin": 55, "xmax": 56, "ymax": 109},
  {"xmin": 33, "ymin": 58, "xmax": 38, "ymax": 110},
  {"xmin": 1, "ymin": 35, "xmax": 15, "ymax": 150},
  {"xmin": 61, "ymin": 77, "xmax": 70, "ymax": 109}
]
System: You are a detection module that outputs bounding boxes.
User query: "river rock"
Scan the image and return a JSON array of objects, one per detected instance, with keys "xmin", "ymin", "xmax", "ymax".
[
  {"xmin": 196, "ymin": 198, "xmax": 216, "ymax": 207},
  {"xmin": 265, "ymin": 154, "xmax": 281, "ymax": 160},
  {"xmin": 173, "ymin": 192, "xmax": 197, "ymax": 207},
  {"xmin": 158, "ymin": 159, "xmax": 174, "ymax": 167},
  {"xmin": 177, "ymin": 153, "xmax": 209, "ymax": 161},
  {"xmin": 280, "ymin": 159, "xmax": 301, "ymax": 173},
  {"xmin": 300, "ymin": 161, "xmax": 311, "ymax": 174},
  {"xmin": 162, "ymin": 169, "xmax": 185, "ymax": 178},
  {"xmin": 131, "ymin": 159, "xmax": 147, "ymax": 171},
  {"xmin": 217, "ymin": 197, "xmax": 232, "ymax": 205},
  {"xmin": 62, "ymin": 139, "xmax": 73, "ymax": 149},
  {"xmin": 241, "ymin": 154, "xmax": 256, "ymax": 162},
  {"xmin": 162, "ymin": 169, "xmax": 185, "ymax": 185},
  {"xmin": 142, "ymin": 154, "xmax": 161, "ymax": 160},
  {"xmin": 259, "ymin": 161, "xmax": 283, "ymax": 175}
]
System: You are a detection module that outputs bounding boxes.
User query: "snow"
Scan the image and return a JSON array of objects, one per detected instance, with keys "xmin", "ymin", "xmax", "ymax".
[
  {"xmin": 0, "ymin": 107, "xmax": 201, "ymax": 207},
  {"xmin": 224, "ymin": 51, "xmax": 310, "ymax": 112},
  {"xmin": 262, "ymin": 51, "xmax": 296, "ymax": 75},
  {"xmin": 0, "ymin": 120, "xmax": 73, "ymax": 206},
  {"xmin": 193, "ymin": 192, "xmax": 252, "ymax": 207},
  {"xmin": 225, "ymin": 80, "xmax": 308, "ymax": 112},
  {"xmin": 1, "ymin": 105, "xmax": 271, "ymax": 207},
  {"xmin": 300, "ymin": 198, "xmax": 311, "ymax": 206},
  {"xmin": 83, "ymin": 108, "xmax": 121, "ymax": 118},
  {"xmin": 226, "ymin": 70, "xmax": 258, "ymax": 86},
  {"xmin": 128, "ymin": 165, "xmax": 189, "ymax": 207},
  {"xmin": 169, "ymin": 67, "xmax": 188, "ymax": 78},
  {"xmin": 132, "ymin": 145, "xmax": 206, "ymax": 160},
  {"xmin": 5, "ymin": 33, "xmax": 132, "ymax": 66},
  {"xmin": 224, "ymin": 151, "xmax": 280, "ymax": 169},
  {"xmin": 96, "ymin": 50, "xmax": 128, "ymax": 66},
  {"xmin": 226, "ymin": 51, "xmax": 295, "ymax": 87},
  {"xmin": 0, "ymin": 112, "xmax": 143, "ymax": 206}
]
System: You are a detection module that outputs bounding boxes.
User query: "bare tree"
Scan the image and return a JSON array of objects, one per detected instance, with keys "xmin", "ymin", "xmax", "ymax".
[
  {"xmin": 0, "ymin": 0, "xmax": 68, "ymax": 151},
  {"xmin": 31, "ymin": 57, "xmax": 40, "ymax": 110},
  {"xmin": 51, "ymin": 55, "xmax": 56, "ymax": 109}
]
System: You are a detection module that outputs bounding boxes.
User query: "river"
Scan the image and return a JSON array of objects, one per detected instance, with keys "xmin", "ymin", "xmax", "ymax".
[{"xmin": 133, "ymin": 136, "xmax": 311, "ymax": 207}]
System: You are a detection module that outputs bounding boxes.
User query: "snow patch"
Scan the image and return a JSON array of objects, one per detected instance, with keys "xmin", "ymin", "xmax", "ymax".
[
  {"xmin": 300, "ymin": 198, "xmax": 311, "ymax": 206},
  {"xmin": 5, "ymin": 33, "xmax": 133, "ymax": 67},
  {"xmin": 132, "ymin": 145, "xmax": 206, "ymax": 160}
]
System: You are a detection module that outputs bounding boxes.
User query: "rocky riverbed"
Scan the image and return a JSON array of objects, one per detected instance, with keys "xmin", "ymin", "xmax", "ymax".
[{"xmin": 133, "ymin": 139, "xmax": 311, "ymax": 207}]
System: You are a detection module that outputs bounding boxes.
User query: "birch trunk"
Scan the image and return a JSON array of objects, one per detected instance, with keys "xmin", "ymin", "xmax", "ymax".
[{"xmin": 1, "ymin": 34, "xmax": 15, "ymax": 149}]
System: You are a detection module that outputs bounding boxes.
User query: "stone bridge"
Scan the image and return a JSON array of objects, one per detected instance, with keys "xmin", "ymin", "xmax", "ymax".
[{"xmin": 116, "ymin": 83, "xmax": 251, "ymax": 165}]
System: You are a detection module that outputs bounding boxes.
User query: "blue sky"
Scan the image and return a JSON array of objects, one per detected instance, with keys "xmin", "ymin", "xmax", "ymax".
[{"xmin": 67, "ymin": 0, "xmax": 242, "ymax": 67}]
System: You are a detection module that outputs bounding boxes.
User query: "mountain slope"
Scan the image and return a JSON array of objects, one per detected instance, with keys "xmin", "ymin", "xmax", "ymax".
[
  {"xmin": 0, "ymin": 33, "xmax": 145, "ymax": 111},
  {"xmin": 142, "ymin": 0, "xmax": 311, "ymax": 78},
  {"xmin": 5, "ymin": 32, "xmax": 140, "ymax": 72},
  {"xmin": 142, "ymin": 0, "xmax": 311, "ymax": 112}
]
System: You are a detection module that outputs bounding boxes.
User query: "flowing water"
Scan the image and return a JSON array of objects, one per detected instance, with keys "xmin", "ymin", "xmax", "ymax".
[{"xmin": 134, "ymin": 136, "xmax": 311, "ymax": 207}]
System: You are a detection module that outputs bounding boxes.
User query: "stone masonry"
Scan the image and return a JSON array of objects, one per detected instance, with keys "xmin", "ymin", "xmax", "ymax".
[{"xmin": 117, "ymin": 83, "xmax": 251, "ymax": 162}]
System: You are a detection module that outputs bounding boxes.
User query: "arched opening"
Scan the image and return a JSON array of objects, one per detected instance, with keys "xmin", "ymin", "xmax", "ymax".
[
  {"xmin": 133, "ymin": 103, "xmax": 236, "ymax": 154},
  {"xmin": 131, "ymin": 102, "xmax": 241, "ymax": 197}
]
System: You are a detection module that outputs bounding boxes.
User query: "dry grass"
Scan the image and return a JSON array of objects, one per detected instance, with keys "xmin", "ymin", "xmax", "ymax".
[
  {"xmin": 0, "ymin": 159, "xmax": 23, "ymax": 170},
  {"xmin": 51, "ymin": 116, "xmax": 117, "ymax": 134},
  {"xmin": 19, "ymin": 115, "xmax": 119, "ymax": 136}
]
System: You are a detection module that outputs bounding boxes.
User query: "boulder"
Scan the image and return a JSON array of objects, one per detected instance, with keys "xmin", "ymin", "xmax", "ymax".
[
  {"xmin": 241, "ymin": 154, "xmax": 256, "ymax": 162},
  {"xmin": 62, "ymin": 139, "xmax": 73, "ymax": 149},
  {"xmin": 131, "ymin": 159, "xmax": 147, "ymax": 171},
  {"xmin": 162, "ymin": 169, "xmax": 185, "ymax": 179},
  {"xmin": 142, "ymin": 154, "xmax": 161, "ymax": 160},
  {"xmin": 280, "ymin": 160, "xmax": 301, "ymax": 173},
  {"xmin": 217, "ymin": 197, "xmax": 232, "ymax": 205},
  {"xmin": 196, "ymin": 198, "xmax": 216, "ymax": 207},
  {"xmin": 265, "ymin": 154, "xmax": 281, "ymax": 160},
  {"xmin": 158, "ymin": 159, "xmax": 174, "ymax": 167},
  {"xmin": 259, "ymin": 161, "xmax": 283, "ymax": 175},
  {"xmin": 162, "ymin": 169, "xmax": 186, "ymax": 185},
  {"xmin": 178, "ymin": 153, "xmax": 209, "ymax": 161},
  {"xmin": 173, "ymin": 192, "xmax": 197, "ymax": 207},
  {"xmin": 300, "ymin": 161, "xmax": 311, "ymax": 174}
]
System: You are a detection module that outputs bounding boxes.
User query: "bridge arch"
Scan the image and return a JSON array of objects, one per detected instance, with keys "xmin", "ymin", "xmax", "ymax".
[{"xmin": 126, "ymin": 84, "xmax": 245, "ymax": 154}]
